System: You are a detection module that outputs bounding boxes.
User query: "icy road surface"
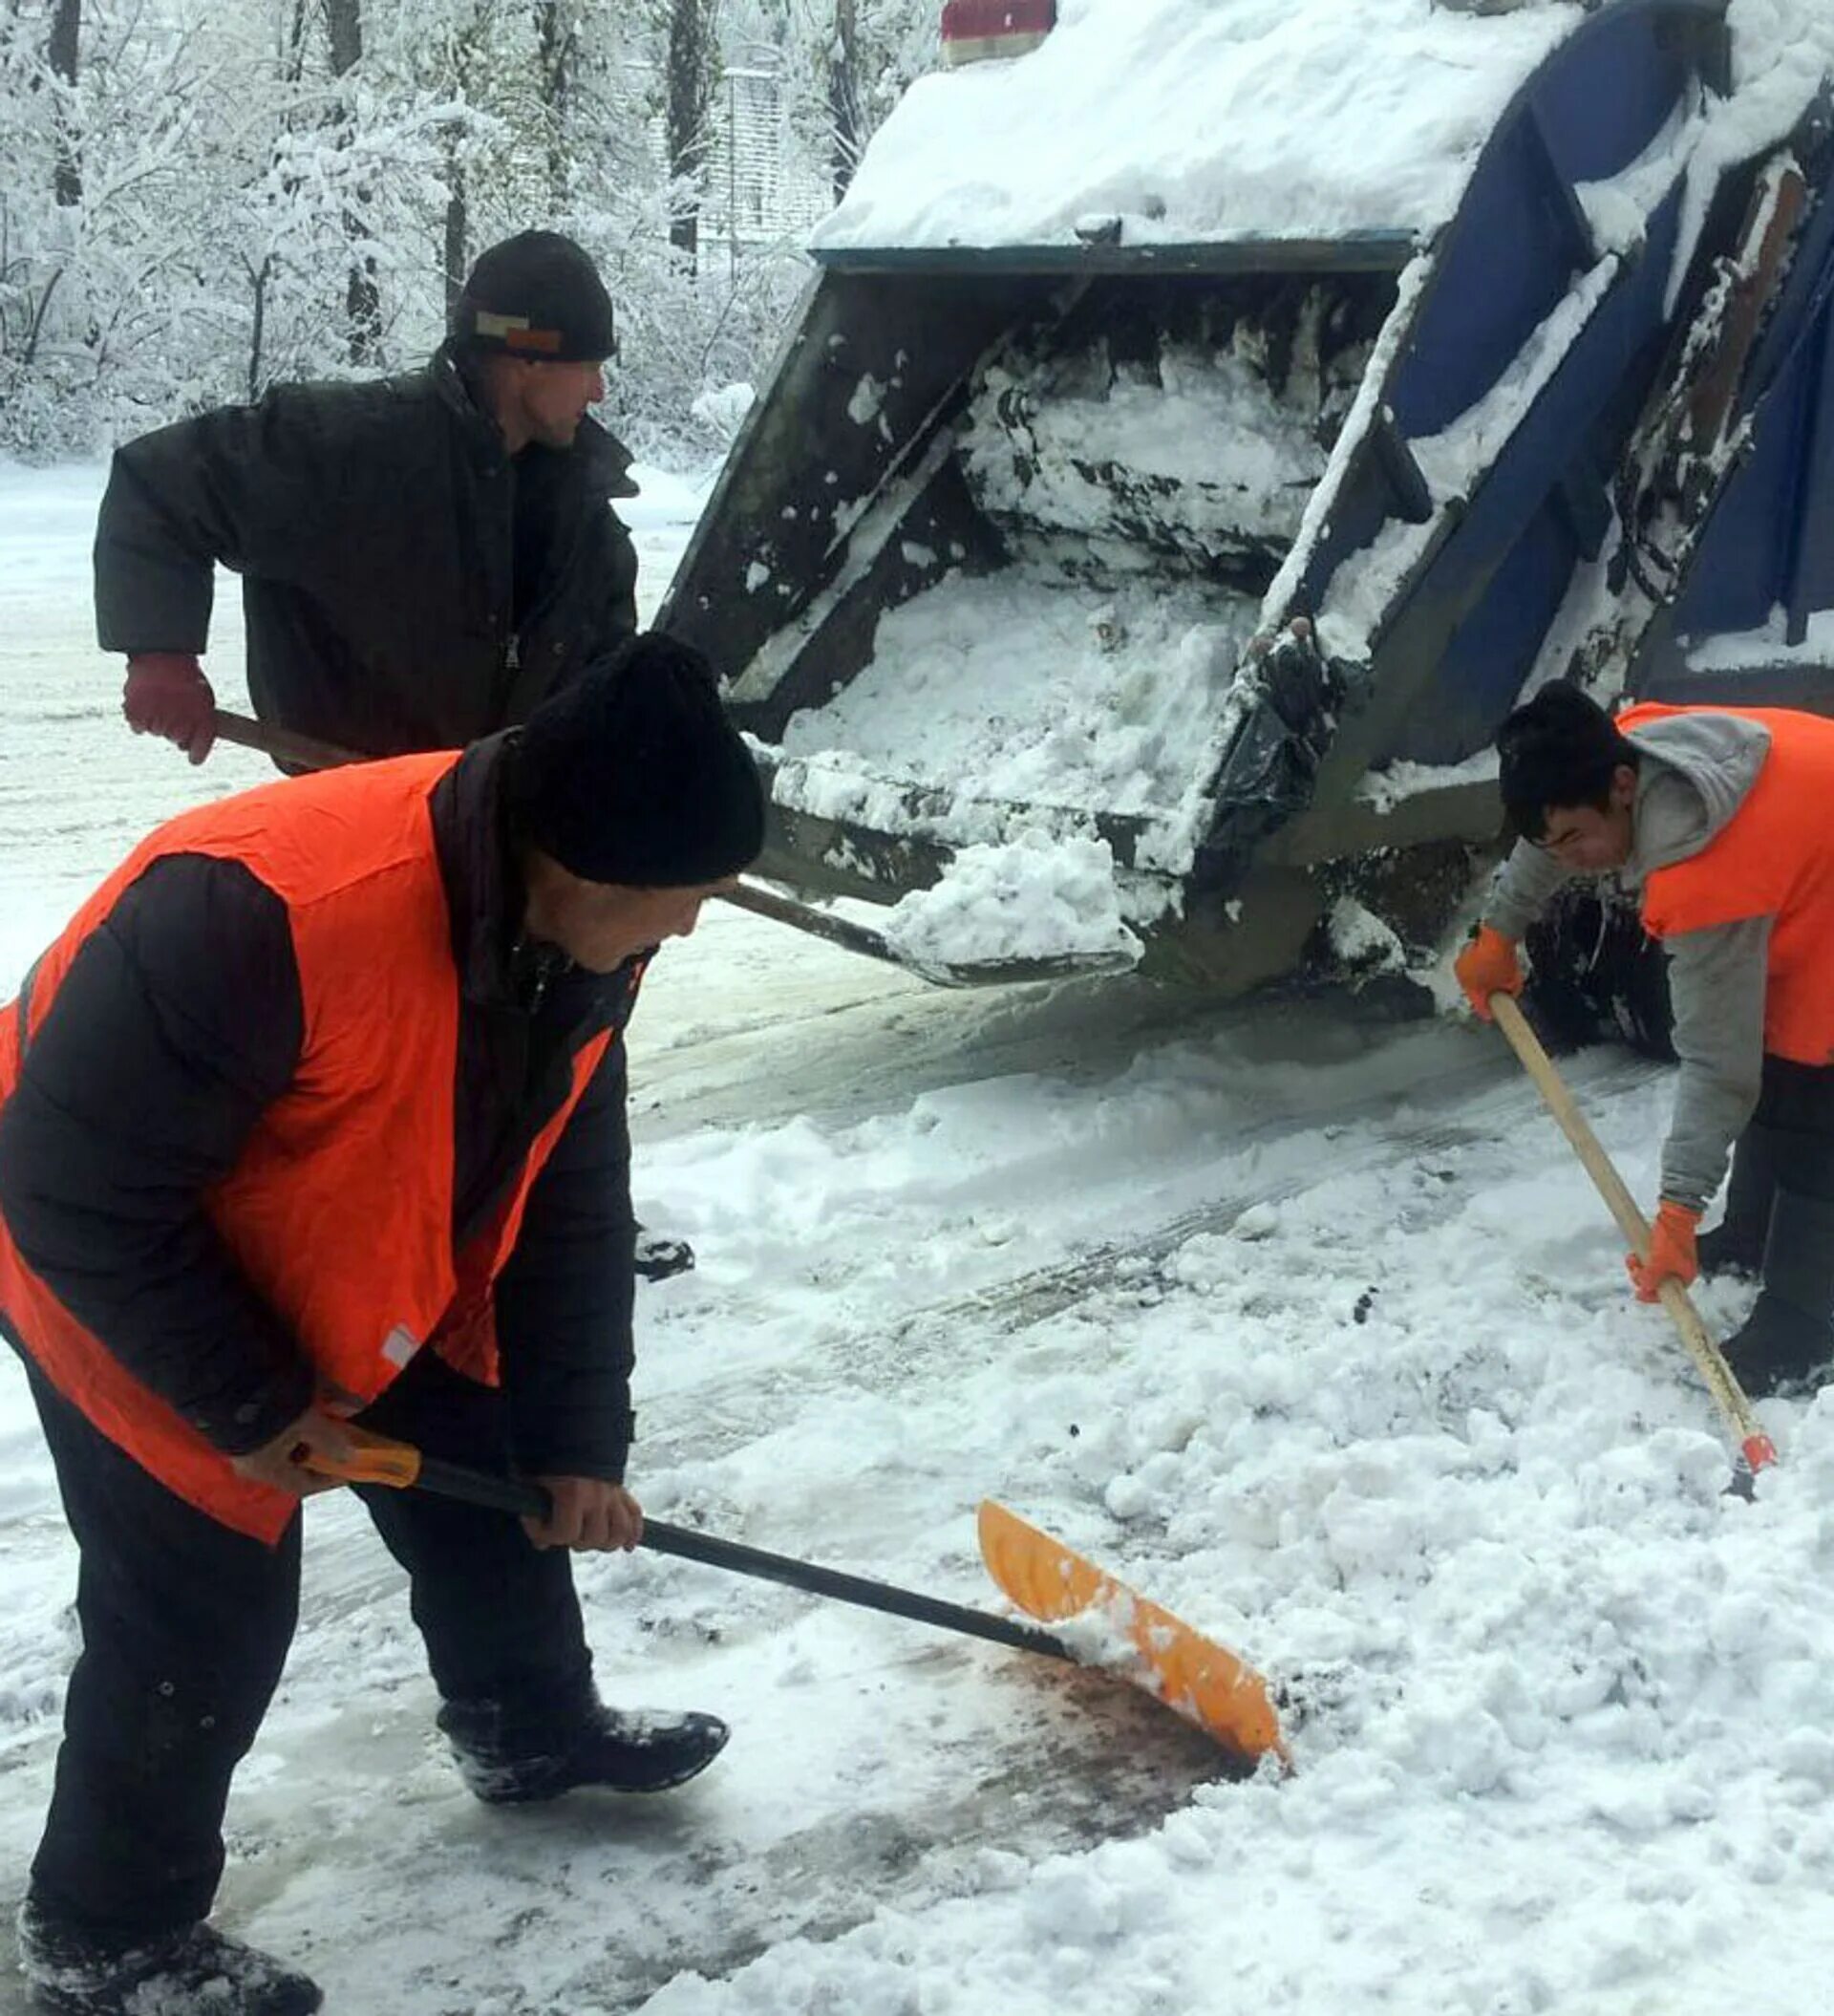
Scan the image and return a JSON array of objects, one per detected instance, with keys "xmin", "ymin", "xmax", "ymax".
[{"xmin": 3, "ymin": 462, "xmax": 1833, "ymax": 2015}]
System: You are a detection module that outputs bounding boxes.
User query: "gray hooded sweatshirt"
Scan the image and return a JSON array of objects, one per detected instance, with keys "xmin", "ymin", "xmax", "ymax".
[{"xmin": 1483, "ymin": 709, "xmax": 1773, "ymax": 1212}]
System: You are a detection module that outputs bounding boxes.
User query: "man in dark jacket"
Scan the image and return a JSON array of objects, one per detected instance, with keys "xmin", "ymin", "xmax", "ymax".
[
  {"xmin": 97, "ymin": 230, "xmax": 701, "ymax": 1285},
  {"xmin": 0, "ymin": 635, "xmax": 764, "ymax": 2016},
  {"xmin": 95, "ymin": 229, "xmax": 637, "ymax": 764}
]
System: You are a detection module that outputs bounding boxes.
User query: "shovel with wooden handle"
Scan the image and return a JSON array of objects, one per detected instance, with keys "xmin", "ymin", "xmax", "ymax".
[
  {"xmin": 1488, "ymin": 992, "xmax": 1778, "ymax": 1485},
  {"xmin": 302, "ymin": 1426, "xmax": 1287, "ymax": 1766}
]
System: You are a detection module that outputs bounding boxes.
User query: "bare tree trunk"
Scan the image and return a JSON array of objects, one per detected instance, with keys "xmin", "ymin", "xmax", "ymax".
[
  {"xmin": 248, "ymin": 254, "xmax": 273, "ymax": 401},
  {"xmin": 283, "ymin": 0, "xmax": 309, "ymax": 84},
  {"xmin": 828, "ymin": 0, "xmax": 861, "ymax": 204},
  {"xmin": 47, "ymin": 0, "xmax": 80, "ymax": 207},
  {"xmin": 444, "ymin": 164, "xmax": 468, "ymax": 316},
  {"xmin": 664, "ymin": 0, "xmax": 720, "ymax": 272},
  {"xmin": 535, "ymin": 0, "xmax": 579, "ymax": 208},
  {"xmin": 326, "ymin": 0, "xmax": 380, "ymax": 364}
]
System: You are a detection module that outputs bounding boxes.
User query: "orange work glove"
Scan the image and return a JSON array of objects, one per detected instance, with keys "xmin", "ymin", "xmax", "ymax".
[
  {"xmin": 1626, "ymin": 1200, "xmax": 1701, "ymax": 1302},
  {"xmin": 1453, "ymin": 924, "xmax": 1523, "ymax": 1021},
  {"xmin": 123, "ymin": 652, "xmax": 217, "ymax": 764}
]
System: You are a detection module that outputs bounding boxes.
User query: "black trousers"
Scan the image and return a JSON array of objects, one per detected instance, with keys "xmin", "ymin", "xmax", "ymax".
[
  {"xmin": 1751, "ymin": 1054, "xmax": 1834, "ymax": 1200},
  {"xmin": 22, "ymin": 1351, "xmax": 594, "ymax": 1946}
]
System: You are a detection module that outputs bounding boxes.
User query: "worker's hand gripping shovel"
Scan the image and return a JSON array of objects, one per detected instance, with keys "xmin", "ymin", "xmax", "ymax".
[
  {"xmin": 1487, "ymin": 993, "xmax": 1778, "ymax": 1489},
  {"xmin": 302, "ymin": 1426, "xmax": 1288, "ymax": 1768}
]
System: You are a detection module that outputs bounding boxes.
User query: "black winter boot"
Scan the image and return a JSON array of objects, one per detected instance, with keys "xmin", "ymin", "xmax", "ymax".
[
  {"xmin": 1723, "ymin": 1187, "xmax": 1834, "ymax": 1399},
  {"xmin": 438, "ymin": 1693, "xmax": 729, "ymax": 1803},
  {"xmin": 1696, "ymin": 1124, "xmax": 1781, "ymax": 1280},
  {"xmin": 16, "ymin": 1897, "xmax": 320, "ymax": 2016}
]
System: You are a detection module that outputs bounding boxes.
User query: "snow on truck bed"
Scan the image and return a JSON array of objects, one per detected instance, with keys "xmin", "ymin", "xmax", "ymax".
[
  {"xmin": 765, "ymin": 303, "xmax": 1347, "ymax": 939},
  {"xmin": 812, "ymin": 0, "xmax": 1583, "ymax": 255}
]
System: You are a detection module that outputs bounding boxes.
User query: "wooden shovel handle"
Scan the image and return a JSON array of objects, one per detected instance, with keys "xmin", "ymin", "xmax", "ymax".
[
  {"xmin": 213, "ymin": 708, "xmax": 363, "ymax": 772},
  {"xmin": 1489, "ymin": 993, "xmax": 1776, "ymax": 1474}
]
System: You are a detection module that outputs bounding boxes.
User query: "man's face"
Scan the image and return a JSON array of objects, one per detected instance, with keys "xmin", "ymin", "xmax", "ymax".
[
  {"xmin": 523, "ymin": 852, "xmax": 737, "ymax": 973},
  {"xmin": 515, "ymin": 357, "xmax": 606, "ymax": 448},
  {"xmin": 1532, "ymin": 764, "xmax": 1638, "ymax": 872}
]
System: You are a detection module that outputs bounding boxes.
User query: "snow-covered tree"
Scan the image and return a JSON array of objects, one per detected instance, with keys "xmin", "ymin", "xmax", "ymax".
[{"xmin": 0, "ymin": 0, "xmax": 938, "ymax": 461}]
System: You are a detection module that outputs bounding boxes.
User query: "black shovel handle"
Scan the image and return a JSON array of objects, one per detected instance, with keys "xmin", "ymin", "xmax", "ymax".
[{"xmin": 327, "ymin": 1438, "xmax": 1073, "ymax": 1664}]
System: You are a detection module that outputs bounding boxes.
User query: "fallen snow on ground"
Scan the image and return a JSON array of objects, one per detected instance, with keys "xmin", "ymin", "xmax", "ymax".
[
  {"xmin": 7, "ymin": 462, "xmax": 1834, "ymax": 2016},
  {"xmin": 814, "ymin": 0, "xmax": 1582, "ymax": 253}
]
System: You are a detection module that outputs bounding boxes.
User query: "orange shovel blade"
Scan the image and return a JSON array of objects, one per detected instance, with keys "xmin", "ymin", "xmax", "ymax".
[{"xmin": 977, "ymin": 1500, "xmax": 1287, "ymax": 1766}]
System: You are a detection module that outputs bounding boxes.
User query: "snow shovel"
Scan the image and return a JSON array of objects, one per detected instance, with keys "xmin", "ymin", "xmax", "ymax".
[
  {"xmin": 208, "ymin": 708, "xmax": 1132, "ymax": 989},
  {"xmin": 302, "ymin": 1426, "xmax": 1286, "ymax": 1765},
  {"xmin": 1488, "ymin": 992, "xmax": 1778, "ymax": 1485}
]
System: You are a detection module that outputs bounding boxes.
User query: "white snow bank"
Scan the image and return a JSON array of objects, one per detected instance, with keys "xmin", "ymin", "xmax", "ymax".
[{"xmin": 814, "ymin": 0, "xmax": 1582, "ymax": 254}]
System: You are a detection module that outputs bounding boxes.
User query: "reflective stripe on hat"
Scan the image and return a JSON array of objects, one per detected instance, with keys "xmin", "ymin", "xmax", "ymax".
[{"xmin": 472, "ymin": 309, "xmax": 564, "ymax": 354}]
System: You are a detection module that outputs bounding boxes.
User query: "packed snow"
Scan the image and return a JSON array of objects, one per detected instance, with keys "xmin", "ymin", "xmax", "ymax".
[
  {"xmin": 813, "ymin": 0, "xmax": 1583, "ymax": 252},
  {"xmin": 6, "ymin": 458, "xmax": 1834, "ymax": 2015}
]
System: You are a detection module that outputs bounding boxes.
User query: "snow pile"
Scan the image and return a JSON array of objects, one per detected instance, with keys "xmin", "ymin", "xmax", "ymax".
[
  {"xmin": 878, "ymin": 830, "xmax": 1142, "ymax": 972},
  {"xmin": 776, "ymin": 571, "xmax": 1257, "ymax": 841},
  {"xmin": 814, "ymin": 0, "xmax": 1583, "ymax": 253}
]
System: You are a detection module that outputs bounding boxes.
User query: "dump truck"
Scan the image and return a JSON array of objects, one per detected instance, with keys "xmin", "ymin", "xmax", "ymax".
[{"xmin": 661, "ymin": 0, "xmax": 1834, "ymax": 1040}]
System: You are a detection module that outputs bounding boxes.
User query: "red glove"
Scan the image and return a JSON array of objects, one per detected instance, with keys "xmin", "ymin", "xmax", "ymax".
[
  {"xmin": 123, "ymin": 653, "xmax": 216, "ymax": 764},
  {"xmin": 1453, "ymin": 924, "xmax": 1524, "ymax": 1020},
  {"xmin": 1626, "ymin": 1201, "xmax": 1701, "ymax": 1302}
]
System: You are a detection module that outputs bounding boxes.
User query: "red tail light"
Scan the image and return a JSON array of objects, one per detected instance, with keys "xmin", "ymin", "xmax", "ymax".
[{"xmin": 940, "ymin": 0, "xmax": 1056, "ymax": 68}]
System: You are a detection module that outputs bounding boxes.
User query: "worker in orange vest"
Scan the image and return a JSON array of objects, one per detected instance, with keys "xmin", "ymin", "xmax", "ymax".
[
  {"xmin": 1455, "ymin": 681, "xmax": 1834, "ymax": 1403},
  {"xmin": 0, "ymin": 635, "xmax": 763, "ymax": 2016}
]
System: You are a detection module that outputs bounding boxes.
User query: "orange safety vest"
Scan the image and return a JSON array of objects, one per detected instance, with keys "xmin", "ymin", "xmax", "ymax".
[
  {"xmin": 1621, "ymin": 701, "xmax": 1834, "ymax": 1068},
  {"xmin": 0, "ymin": 754, "xmax": 612, "ymax": 1541}
]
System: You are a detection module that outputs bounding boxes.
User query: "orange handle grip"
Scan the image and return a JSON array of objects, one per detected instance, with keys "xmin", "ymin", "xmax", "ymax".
[{"xmin": 300, "ymin": 1425, "xmax": 424, "ymax": 1491}]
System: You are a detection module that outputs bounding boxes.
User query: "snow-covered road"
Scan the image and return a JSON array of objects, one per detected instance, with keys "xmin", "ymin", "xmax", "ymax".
[{"xmin": 3, "ymin": 461, "xmax": 1832, "ymax": 2016}]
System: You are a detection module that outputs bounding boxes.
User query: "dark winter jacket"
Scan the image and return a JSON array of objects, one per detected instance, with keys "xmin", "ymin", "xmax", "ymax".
[
  {"xmin": 94, "ymin": 342, "xmax": 640, "ymax": 757},
  {"xmin": 0, "ymin": 734, "xmax": 641, "ymax": 1483}
]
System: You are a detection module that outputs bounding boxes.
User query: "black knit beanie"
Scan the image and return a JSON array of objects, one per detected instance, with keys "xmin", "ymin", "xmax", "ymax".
[
  {"xmin": 509, "ymin": 636, "xmax": 765, "ymax": 887},
  {"xmin": 452, "ymin": 230, "xmax": 617, "ymax": 362}
]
